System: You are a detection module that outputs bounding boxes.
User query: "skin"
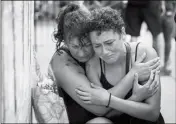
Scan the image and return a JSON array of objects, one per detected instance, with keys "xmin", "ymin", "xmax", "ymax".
[
  {"xmin": 50, "ymin": 32, "xmax": 160, "ymax": 117},
  {"xmin": 76, "ymin": 29, "xmax": 161, "ymax": 121},
  {"xmin": 50, "ymin": 4, "xmax": 160, "ymax": 123},
  {"xmin": 67, "ymin": 36, "xmax": 94, "ymax": 63}
]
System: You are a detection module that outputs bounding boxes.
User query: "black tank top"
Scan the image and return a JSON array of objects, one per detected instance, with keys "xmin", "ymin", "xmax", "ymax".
[
  {"xmin": 99, "ymin": 42, "xmax": 141, "ymax": 99},
  {"xmin": 56, "ymin": 42, "xmax": 140, "ymax": 123},
  {"xmin": 56, "ymin": 46, "xmax": 96, "ymax": 124}
]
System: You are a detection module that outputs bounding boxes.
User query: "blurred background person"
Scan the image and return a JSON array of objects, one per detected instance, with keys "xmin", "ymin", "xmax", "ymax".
[
  {"xmin": 100, "ymin": 1, "xmax": 127, "ymax": 19},
  {"xmin": 84, "ymin": 0, "xmax": 102, "ymax": 10},
  {"xmin": 124, "ymin": 0, "xmax": 165, "ymax": 69},
  {"xmin": 161, "ymin": 1, "xmax": 176, "ymax": 75}
]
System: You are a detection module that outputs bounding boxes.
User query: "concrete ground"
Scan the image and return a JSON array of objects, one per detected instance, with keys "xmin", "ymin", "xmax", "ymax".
[{"xmin": 35, "ymin": 21, "xmax": 176, "ymax": 123}]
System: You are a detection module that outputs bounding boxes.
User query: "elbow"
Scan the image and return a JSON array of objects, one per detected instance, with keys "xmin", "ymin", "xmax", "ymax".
[
  {"xmin": 93, "ymin": 112, "xmax": 105, "ymax": 116},
  {"xmin": 146, "ymin": 108, "xmax": 160, "ymax": 122},
  {"xmin": 93, "ymin": 109, "xmax": 111, "ymax": 117},
  {"xmin": 151, "ymin": 109, "xmax": 160, "ymax": 122}
]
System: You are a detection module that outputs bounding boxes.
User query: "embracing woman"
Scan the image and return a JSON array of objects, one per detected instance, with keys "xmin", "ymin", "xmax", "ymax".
[
  {"xmin": 50, "ymin": 2, "xmax": 162, "ymax": 124},
  {"xmin": 76, "ymin": 7, "xmax": 165, "ymax": 124}
]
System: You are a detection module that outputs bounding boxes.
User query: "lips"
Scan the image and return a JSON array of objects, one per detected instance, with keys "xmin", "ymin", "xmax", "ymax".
[
  {"xmin": 77, "ymin": 56, "xmax": 90, "ymax": 62},
  {"xmin": 102, "ymin": 54, "xmax": 114, "ymax": 60}
]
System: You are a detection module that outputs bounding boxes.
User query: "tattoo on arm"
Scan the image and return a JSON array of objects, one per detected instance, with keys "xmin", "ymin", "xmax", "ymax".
[
  {"xmin": 65, "ymin": 58, "xmax": 85, "ymax": 74},
  {"xmin": 66, "ymin": 58, "xmax": 79, "ymax": 66},
  {"xmin": 33, "ymin": 88, "xmax": 66, "ymax": 123}
]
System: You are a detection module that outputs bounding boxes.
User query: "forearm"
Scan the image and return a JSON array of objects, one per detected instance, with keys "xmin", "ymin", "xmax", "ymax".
[
  {"xmin": 108, "ymin": 70, "xmax": 134, "ymax": 98},
  {"xmin": 107, "ymin": 70, "xmax": 141, "ymax": 116},
  {"xmin": 105, "ymin": 94, "xmax": 142, "ymax": 117},
  {"xmin": 109, "ymin": 95, "xmax": 158, "ymax": 121}
]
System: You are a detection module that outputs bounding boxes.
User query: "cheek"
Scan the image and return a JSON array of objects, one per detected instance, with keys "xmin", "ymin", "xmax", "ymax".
[
  {"xmin": 93, "ymin": 47, "xmax": 101, "ymax": 55},
  {"xmin": 86, "ymin": 47, "xmax": 94, "ymax": 56},
  {"xmin": 109, "ymin": 43, "xmax": 121, "ymax": 52},
  {"xmin": 68, "ymin": 47, "xmax": 77, "ymax": 55}
]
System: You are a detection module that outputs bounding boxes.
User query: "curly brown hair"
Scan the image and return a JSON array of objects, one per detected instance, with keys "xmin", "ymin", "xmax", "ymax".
[
  {"xmin": 54, "ymin": 3, "xmax": 91, "ymax": 49},
  {"xmin": 88, "ymin": 7, "xmax": 125, "ymax": 35}
]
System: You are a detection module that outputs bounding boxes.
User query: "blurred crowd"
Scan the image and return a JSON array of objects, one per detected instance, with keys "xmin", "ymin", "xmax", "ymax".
[
  {"xmin": 34, "ymin": 0, "xmax": 176, "ymax": 76},
  {"xmin": 34, "ymin": 1, "xmax": 127, "ymax": 21}
]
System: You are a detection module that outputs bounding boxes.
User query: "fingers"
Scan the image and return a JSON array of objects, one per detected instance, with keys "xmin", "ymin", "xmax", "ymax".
[
  {"xmin": 134, "ymin": 73, "xmax": 138, "ymax": 84},
  {"xmin": 75, "ymin": 88, "xmax": 91, "ymax": 104},
  {"xmin": 152, "ymin": 63, "xmax": 161, "ymax": 72},
  {"xmin": 76, "ymin": 86, "xmax": 89, "ymax": 92},
  {"xmin": 90, "ymin": 83, "xmax": 100, "ymax": 89},
  {"xmin": 77, "ymin": 95, "xmax": 91, "ymax": 101},
  {"xmin": 133, "ymin": 73, "xmax": 139, "ymax": 87},
  {"xmin": 149, "ymin": 59, "xmax": 160, "ymax": 71},
  {"xmin": 145, "ymin": 57, "xmax": 160, "ymax": 66},
  {"xmin": 151, "ymin": 86, "xmax": 159, "ymax": 96},
  {"xmin": 149, "ymin": 71, "xmax": 159, "ymax": 89},
  {"xmin": 155, "ymin": 71, "xmax": 160, "ymax": 86},
  {"xmin": 148, "ymin": 71, "xmax": 160, "ymax": 96},
  {"xmin": 75, "ymin": 88, "xmax": 90, "ymax": 97},
  {"xmin": 136, "ymin": 52, "xmax": 146, "ymax": 63},
  {"xmin": 145, "ymin": 71, "xmax": 155, "ymax": 86}
]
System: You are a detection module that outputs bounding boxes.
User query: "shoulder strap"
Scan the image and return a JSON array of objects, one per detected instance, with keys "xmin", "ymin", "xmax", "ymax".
[
  {"xmin": 135, "ymin": 42, "xmax": 141, "ymax": 61},
  {"xmin": 124, "ymin": 42, "xmax": 131, "ymax": 73},
  {"xmin": 99, "ymin": 58, "xmax": 104, "ymax": 74}
]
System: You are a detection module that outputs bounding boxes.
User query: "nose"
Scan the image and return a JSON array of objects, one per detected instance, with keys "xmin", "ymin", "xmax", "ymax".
[
  {"xmin": 101, "ymin": 46, "xmax": 108, "ymax": 55},
  {"xmin": 77, "ymin": 49, "xmax": 85, "ymax": 57}
]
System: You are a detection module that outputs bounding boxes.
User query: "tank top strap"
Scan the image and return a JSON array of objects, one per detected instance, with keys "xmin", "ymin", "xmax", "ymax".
[
  {"xmin": 124, "ymin": 42, "xmax": 131, "ymax": 74},
  {"xmin": 124, "ymin": 42, "xmax": 133, "ymax": 99},
  {"xmin": 99, "ymin": 58, "xmax": 106, "ymax": 74},
  {"xmin": 135, "ymin": 42, "xmax": 141, "ymax": 62}
]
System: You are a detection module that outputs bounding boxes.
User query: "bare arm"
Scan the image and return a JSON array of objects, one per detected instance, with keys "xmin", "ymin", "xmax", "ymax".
[
  {"xmin": 50, "ymin": 51, "xmax": 111, "ymax": 116},
  {"xmin": 86, "ymin": 53, "xmax": 150, "ymax": 116},
  {"xmin": 109, "ymin": 45, "xmax": 161, "ymax": 121},
  {"xmin": 82, "ymin": 44, "xmax": 161, "ymax": 121},
  {"xmin": 86, "ymin": 52, "xmax": 159, "ymax": 99},
  {"xmin": 86, "ymin": 55, "xmax": 134, "ymax": 98},
  {"xmin": 110, "ymin": 83, "xmax": 160, "ymax": 122}
]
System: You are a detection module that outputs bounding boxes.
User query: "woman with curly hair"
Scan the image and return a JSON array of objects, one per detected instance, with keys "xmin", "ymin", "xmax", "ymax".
[
  {"xmin": 50, "ymin": 2, "xmax": 161, "ymax": 123},
  {"xmin": 76, "ymin": 7, "xmax": 165, "ymax": 124}
]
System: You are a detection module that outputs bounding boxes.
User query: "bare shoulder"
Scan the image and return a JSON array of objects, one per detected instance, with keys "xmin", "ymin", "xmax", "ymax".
[
  {"xmin": 50, "ymin": 50, "xmax": 84, "ymax": 74},
  {"xmin": 130, "ymin": 42, "xmax": 158, "ymax": 62},
  {"xmin": 87, "ymin": 54, "xmax": 99, "ymax": 67},
  {"xmin": 86, "ymin": 55, "xmax": 100, "ymax": 75}
]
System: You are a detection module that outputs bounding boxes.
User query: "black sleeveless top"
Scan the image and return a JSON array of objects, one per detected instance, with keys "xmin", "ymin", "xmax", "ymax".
[
  {"xmin": 56, "ymin": 46, "xmax": 96, "ymax": 124},
  {"xmin": 56, "ymin": 43, "xmax": 141, "ymax": 123},
  {"xmin": 99, "ymin": 42, "xmax": 141, "ymax": 99}
]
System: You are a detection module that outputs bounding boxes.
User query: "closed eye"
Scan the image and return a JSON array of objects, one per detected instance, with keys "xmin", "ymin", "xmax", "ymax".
[
  {"xmin": 84, "ymin": 43, "xmax": 91, "ymax": 47},
  {"xmin": 105, "ymin": 39, "xmax": 115, "ymax": 45},
  {"xmin": 72, "ymin": 45, "xmax": 79, "ymax": 49},
  {"xmin": 94, "ymin": 45, "xmax": 101, "ymax": 48},
  {"xmin": 106, "ymin": 42, "xmax": 113, "ymax": 45}
]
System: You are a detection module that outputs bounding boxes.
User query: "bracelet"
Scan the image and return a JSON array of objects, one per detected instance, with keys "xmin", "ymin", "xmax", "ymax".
[{"xmin": 106, "ymin": 93, "xmax": 111, "ymax": 108}]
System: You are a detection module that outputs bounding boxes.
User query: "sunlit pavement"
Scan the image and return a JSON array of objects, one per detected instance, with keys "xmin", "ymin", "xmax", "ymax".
[{"xmin": 36, "ymin": 21, "xmax": 176, "ymax": 123}]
